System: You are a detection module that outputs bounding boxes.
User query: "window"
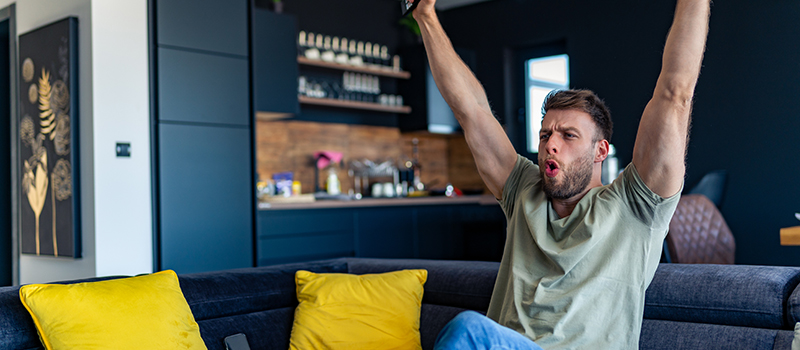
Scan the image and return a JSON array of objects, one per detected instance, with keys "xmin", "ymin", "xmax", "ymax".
[{"xmin": 525, "ymin": 54, "xmax": 569, "ymax": 153}]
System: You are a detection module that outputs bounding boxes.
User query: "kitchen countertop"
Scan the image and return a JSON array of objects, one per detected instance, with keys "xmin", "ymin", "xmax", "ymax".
[{"xmin": 258, "ymin": 194, "xmax": 499, "ymax": 210}]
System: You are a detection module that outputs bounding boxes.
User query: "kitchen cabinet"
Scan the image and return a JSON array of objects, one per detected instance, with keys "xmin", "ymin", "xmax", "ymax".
[
  {"xmin": 256, "ymin": 200, "xmax": 505, "ymax": 266},
  {"xmin": 252, "ymin": 7, "xmax": 299, "ymax": 115},
  {"xmin": 153, "ymin": 0, "xmax": 254, "ymax": 274},
  {"xmin": 156, "ymin": 0, "xmax": 248, "ymax": 56},
  {"xmin": 257, "ymin": 208, "xmax": 355, "ymax": 266},
  {"xmin": 159, "ymin": 124, "xmax": 253, "ymax": 274},
  {"xmin": 357, "ymin": 207, "xmax": 415, "ymax": 258},
  {"xmin": 158, "ymin": 47, "xmax": 249, "ymax": 125}
]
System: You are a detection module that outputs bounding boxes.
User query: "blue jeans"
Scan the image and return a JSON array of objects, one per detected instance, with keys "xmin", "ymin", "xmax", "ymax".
[{"xmin": 434, "ymin": 311, "xmax": 544, "ymax": 350}]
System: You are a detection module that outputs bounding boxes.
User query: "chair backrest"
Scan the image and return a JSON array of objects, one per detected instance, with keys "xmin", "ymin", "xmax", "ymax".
[
  {"xmin": 666, "ymin": 194, "xmax": 736, "ymax": 264},
  {"xmin": 688, "ymin": 170, "xmax": 727, "ymax": 208}
]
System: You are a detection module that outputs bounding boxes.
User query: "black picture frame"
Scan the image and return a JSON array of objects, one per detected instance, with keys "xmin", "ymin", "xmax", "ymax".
[{"xmin": 17, "ymin": 17, "xmax": 80, "ymax": 258}]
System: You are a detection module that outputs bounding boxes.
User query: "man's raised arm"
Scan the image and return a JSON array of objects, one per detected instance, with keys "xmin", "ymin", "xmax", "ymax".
[
  {"xmin": 633, "ymin": 0, "xmax": 711, "ymax": 198},
  {"xmin": 412, "ymin": 0, "xmax": 517, "ymax": 199}
]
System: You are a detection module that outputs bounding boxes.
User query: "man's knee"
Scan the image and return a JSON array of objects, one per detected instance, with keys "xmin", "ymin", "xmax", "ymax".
[
  {"xmin": 436, "ymin": 311, "xmax": 492, "ymax": 347},
  {"xmin": 449, "ymin": 310, "xmax": 488, "ymax": 329}
]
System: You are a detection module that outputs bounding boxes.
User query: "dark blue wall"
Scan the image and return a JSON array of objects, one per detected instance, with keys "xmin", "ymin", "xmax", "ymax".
[
  {"xmin": 437, "ymin": 0, "xmax": 800, "ymax": 266},
  {"xmin": 0, "ymin": 19, "xmax": 10, "ymax": 284}
]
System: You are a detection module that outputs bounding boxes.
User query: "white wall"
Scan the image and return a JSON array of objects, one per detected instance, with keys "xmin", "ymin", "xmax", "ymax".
[
  {"xmin": 0, "ymin": 0, "xmax": 152, "ymax": 284},
  {"xmin": 91, "ymin": 0, "xmax": 151, "ymax": 277}
]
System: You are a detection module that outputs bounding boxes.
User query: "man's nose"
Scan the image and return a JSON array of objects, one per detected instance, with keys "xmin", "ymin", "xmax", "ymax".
[{"xmin": 544, "ymin": 137, "xmax": 560, "ymax": 154}]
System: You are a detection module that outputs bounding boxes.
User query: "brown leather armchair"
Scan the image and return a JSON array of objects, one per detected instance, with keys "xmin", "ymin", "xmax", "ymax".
[{"xmin": 665, "ymin": 194, "xmax": 736, "ymax": 264}]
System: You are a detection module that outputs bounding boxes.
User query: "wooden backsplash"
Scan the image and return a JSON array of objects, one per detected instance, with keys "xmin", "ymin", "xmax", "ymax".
[{"xmin": 256, "ymin": 120, "xmax": 488, "ymax": 195}]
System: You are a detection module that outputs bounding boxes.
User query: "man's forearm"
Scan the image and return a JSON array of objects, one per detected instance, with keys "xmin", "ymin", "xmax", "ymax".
[{"xmin": 657, "ymin": 0, "xmax": 710, "ymax": 104}]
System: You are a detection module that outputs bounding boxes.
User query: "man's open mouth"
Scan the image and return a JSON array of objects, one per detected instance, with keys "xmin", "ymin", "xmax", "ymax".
[{"xmin": 544, "ymin": 159, "xmax": 560, "ymax": 178}]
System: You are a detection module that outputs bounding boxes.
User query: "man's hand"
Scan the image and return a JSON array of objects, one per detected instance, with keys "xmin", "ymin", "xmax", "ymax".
[
  {"xmin": 411, "ymin": 0, "xmax": 435, "ymax": 20},
  {"xmin": 410, "ymin": 0, "xmax": 518, "ymax": 199},
  {"xmin": 633, "ymin": 0, "xmax": 711, "ymax": 198}
]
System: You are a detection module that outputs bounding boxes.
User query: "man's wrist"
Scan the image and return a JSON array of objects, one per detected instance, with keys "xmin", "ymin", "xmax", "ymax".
[{"xmin": 412, "ymin": 9, "xmax": 436, "ymax": 23}]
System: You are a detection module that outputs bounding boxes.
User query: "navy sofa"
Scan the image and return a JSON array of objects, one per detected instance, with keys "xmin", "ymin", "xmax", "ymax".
[{"xmin": 1, "ymin": 258, "xmax": 800, "ymax": 350}]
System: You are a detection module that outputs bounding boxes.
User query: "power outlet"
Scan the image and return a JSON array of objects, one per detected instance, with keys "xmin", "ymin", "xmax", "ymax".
[{"xmin": 116, "ymin": 142, "xmax": 131, "ymax": 157}]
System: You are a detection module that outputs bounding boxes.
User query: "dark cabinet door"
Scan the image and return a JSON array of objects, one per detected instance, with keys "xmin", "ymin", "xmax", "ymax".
[
  {"xmin": 156, "ymin": 0, "xmax": 248, "ymax": 56},
  {"xmin": 252, "ymin": 8, "xmax": 298, "ymax": 114},
  {"xmin": 257, "ymin": 209, "xmax": 355, "ymax": 266},
  {"xmin": 158, "ymin": 48, "xmax": 249, "ymax": 126},
  {"xmin": 356, "ymin": 207, "xmax": 415, "ymax": 258},
  {"xmin": 417, "ymin": 206, "xmax": 463, "ymax": 260},
  {"xmin": 159, "ymin": 123, "xmax": 253, "ymax": 273}
]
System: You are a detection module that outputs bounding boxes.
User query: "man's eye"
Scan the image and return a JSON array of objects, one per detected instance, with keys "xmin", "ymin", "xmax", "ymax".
[
  {"xmin": 565, "ymin": 133, "xmax": 576, "ymax": 138},
  {"xmin": 540, "ymin": 134, "xmax": 549, "ymax": 140}
]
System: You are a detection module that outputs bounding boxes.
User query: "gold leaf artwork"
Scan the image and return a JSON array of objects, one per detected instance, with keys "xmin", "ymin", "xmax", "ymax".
[
  {"xmin": 20, "ymin": 116, "xmax": 34, "ymax": 147},
  {"xmin": 28, "ymin": 84, "xmax": 38, "ymax": 104},
  {"xmin": 53, "ymin": 159, "xmax": 72, "ymax": 201},
  {"xmin": 54, "ymin": 114, "xmax": 70, "ymax": 156},
  {"xmin": 51, "ymin": 80, "xmax": 69, "ymax": 112},
  {"xmin": 22, "ymin": 58, "xmax": 34, "ymax": 83},
  {"xmin": 38, "ymin": 69, "xmax": 56, "ymax": 138},
  {"xmin": 22, "ymin": 134, "xmax": 48, "ymax": 255}
]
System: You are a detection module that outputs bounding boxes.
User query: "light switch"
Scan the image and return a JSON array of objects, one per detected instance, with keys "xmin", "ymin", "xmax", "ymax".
[{"xmin": 116, "ymin": 142, "xmax": 131, "ymax": 157}]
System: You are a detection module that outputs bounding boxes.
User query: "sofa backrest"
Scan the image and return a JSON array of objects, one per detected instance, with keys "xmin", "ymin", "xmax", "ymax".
[
  {"xmin": 0, "ymin": 284, "xmax": 41, "ymax": 350},
  {"xmin": 642, "ymin": 263, "xmax": 800, "ymax": 350},
  {"xmin": 644, "ymin": 263, "xmax": 800, "ymax": 329}
]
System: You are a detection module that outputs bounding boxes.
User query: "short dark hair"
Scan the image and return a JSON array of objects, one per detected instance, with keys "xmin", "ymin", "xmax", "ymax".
[{"xmin": 542, "ymin": 89, "xmax": 613, "ymax": 142}]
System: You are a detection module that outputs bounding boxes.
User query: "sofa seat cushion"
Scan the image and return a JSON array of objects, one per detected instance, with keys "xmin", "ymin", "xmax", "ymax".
[
  {"xmin": 345, "ymin": 258, "xmax": 499, "ymax": 311},
  {"xmin": 196, "ymin": 307, "xmax": 295, "ymax": 350},
  {"xmin": 645, "ymin": 263, "xmax": 800, "ymax": 329}
]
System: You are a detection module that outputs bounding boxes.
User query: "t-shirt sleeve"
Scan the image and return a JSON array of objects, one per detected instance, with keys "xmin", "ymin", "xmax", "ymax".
[
  {"xmin": 500, "ymin": 155, "xmax": 541, "ymax": 219},
  {"xmin": 610, "ymin": 162, "xmax": 682, "ymax": 230}
]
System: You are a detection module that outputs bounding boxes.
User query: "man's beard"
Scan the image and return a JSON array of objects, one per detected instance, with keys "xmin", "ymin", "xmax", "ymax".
[{"xmin": 539, "ymin": 151, "xmax": 594, "ymax": 200}]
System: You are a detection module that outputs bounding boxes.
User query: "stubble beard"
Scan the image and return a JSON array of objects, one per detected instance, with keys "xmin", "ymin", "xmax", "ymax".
[{"xmin": 540, "ymin": 150, "xmax": 594, "ymax": 200}]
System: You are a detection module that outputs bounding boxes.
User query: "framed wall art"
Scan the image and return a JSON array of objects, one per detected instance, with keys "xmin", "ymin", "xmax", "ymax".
[{"xmin": 18, "ymin": 17, "xmax": 80, "ymax": 258}]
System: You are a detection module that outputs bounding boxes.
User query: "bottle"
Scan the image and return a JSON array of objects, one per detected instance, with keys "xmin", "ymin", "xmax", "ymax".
[
  {"xmin": 372, "ymin": 44, "xmax": 382, "ymax": 68},
  {"xmin": 304, "ymin": 32, "xmax": 320, "ymax": 60},
  {"xmin": 292, "ymin": 181, "xmax": 302, "ymax": 196},
  {"xmin": 321, "ymin": 35, "xmax": 335, "ymax": 62},
  {"xmin": 336, "ymin": 38, "xmax": 350, "ymax": 65},
  {"xmin": 381, "ymin": 46, "xmax": 390, "ymax": 68},
  {"xmin": 364, "ymin": 42, "xmax": 373, "ymax": 66},
  {"xmin": 327, "ymin": 167, "xmax": 341, "ymax": 195}
]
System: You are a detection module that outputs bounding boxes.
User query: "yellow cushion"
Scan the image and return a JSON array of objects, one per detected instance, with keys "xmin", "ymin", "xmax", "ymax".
[
  {"xmin": 19, "ymin": 270, "xmax": 207, "ymax": 350},
  {"xmin": 289, "ymin": 269, "xmax": 428, "ymax": 350}
]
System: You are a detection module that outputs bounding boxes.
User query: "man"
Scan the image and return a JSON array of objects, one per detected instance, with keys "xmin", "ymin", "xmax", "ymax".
[{"xmin": 410, "ymin": 0, "xmax": 710, "ymax": 348}]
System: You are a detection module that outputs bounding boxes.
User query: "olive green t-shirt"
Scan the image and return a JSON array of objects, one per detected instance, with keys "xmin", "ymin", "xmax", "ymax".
[{"xmin": 487, "ymin": 155, "xmax": 680, "ymax": 349}]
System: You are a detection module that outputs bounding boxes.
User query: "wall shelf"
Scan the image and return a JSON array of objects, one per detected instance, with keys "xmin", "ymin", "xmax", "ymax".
[
  {"xmin": 298, "ymin": 56, "xmax": 411, "ymax": 79},
  {"xmin": 299, "ymin": 96, "xmax": 411, "ymax": 114}
]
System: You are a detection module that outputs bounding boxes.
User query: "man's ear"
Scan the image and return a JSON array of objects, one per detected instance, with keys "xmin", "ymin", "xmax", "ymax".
[{"xmin": 595, "ymin": 139, "xmax": 610, "ymax": 163}]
